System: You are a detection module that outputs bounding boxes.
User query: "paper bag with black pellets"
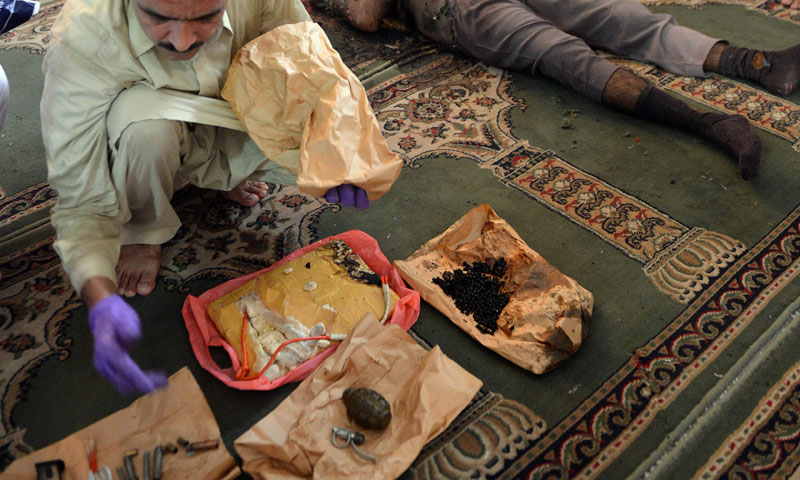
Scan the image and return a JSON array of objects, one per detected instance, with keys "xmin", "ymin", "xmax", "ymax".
[
  {"xmin": 235, "ymin": 315, "xmax": 482, "ymax": 480},
  {"xmin": 393, "ymin": 204, "xmax": 594, "ymax": 374},
  {"xmin": 221, "ymin": 21, "xmax": 402, "ymax": 200}
]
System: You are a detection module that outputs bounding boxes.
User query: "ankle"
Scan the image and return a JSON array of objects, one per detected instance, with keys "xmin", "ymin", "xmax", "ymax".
[
  {"xmin": 717, "ymin": 45, "xmax": 769, "ymax": 83},
  {"xmin": 702, "ymin": 42, "xmax": 727, "ymax": 73}
]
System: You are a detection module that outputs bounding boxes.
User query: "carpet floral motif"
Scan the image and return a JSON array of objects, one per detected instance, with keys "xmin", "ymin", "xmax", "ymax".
[
  {"xmin": 159, "ymin": 185, "xmax": 329, "ymax": 291},
  {"xmin": 0, "ymin": 237, "xmax": 78, "ymax": 470},
  {"xmin": 0, "ymin": 1, "xmax": 61, "ymax": 54},
  {"xmin": 370, "ymin": 57, "xmax": 746, "ymax": 304}
]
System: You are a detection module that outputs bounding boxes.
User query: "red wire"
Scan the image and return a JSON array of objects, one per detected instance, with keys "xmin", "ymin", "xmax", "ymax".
[{"xmin": 235, "ymin": 309, "xmax": 332, "ymax": 380}]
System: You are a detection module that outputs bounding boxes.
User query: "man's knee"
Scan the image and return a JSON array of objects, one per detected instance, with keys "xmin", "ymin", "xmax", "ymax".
[
  {"xmin": 115, "ymin": 119, "xmax": 184, "ymax": 175},
  {"xmin": 0, "ymin": 65, "xmax": 9, "ymax": 131}
]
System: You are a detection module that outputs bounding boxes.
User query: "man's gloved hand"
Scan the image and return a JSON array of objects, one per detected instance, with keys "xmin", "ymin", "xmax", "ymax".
[
  {"xmin": 324, "ymin": 184, "xmax": 370, "ymax": 210},
  {"xmin": 88, "ymin": 295, "xmax": 168, "ymax": 395}
]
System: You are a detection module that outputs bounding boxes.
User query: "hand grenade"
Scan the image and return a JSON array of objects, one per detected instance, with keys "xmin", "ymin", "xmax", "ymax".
[{"xmin": 342, "ymin": 387, "xmax": 392, "ymax": 430}]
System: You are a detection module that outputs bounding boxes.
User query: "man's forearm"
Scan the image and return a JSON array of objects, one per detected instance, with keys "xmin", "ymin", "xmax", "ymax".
[{"xmin": 81, "ymin": 276, "xmax": 117, "ymax": 309}]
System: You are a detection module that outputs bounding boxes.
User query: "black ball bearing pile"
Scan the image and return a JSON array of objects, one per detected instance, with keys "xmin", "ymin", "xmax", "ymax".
[{"xmin": 432, "ymin": 258, "xmax": 510, "ymax": 335}]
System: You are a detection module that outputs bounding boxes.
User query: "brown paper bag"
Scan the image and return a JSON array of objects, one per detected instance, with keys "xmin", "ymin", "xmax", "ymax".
[
  {"xmin": 393, "ymin": 204, "xmax": 594, "ymax": 374},
  {"xmin": 221, "ymin": 21, "xmax": 402, "ymax": 200},
  {"xmin": 2, "ymin": 368, "xmax": 238, "ymax": 480},
  {"xmin": 235, "ymin": 315, "xmax": 482, "ymax": 479}
]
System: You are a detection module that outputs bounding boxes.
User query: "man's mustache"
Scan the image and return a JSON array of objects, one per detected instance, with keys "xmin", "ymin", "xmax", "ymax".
[{"xmin": 157, "ymin": 41, "xmax": 204, "ymax": 53}]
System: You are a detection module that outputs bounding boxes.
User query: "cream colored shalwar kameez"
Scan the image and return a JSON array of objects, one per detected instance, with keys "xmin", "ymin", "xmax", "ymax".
[{"xmin": 41, "ymin": 0, "xmax": 310, "ymax": 293}]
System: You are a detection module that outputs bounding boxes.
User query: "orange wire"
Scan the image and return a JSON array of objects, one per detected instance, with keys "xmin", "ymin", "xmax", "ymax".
[{"xmin": 235, "ymin": 311, "xmax": 251, "ymax": 379}]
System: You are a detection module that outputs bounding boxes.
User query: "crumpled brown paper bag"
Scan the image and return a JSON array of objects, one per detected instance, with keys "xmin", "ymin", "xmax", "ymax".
[
  {"xmin": 393, "ymin": 204, "xmax": 594, "ymax": 374},
  {"xmin": 235, "ymin": 315, "xmax": 482, "ymax": 479},
  {"xmin": 2, "ymin": 368, "xmax": 238, "ymax": 480},
  {"xmin": 221, "ymin": 21, "xmax": 402, "ymax": 200}
]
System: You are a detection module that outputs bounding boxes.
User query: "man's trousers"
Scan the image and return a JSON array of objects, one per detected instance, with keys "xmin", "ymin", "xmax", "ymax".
[{"xmin": 410, "ymin": 0, "xmax": 721, "ymax": 102}]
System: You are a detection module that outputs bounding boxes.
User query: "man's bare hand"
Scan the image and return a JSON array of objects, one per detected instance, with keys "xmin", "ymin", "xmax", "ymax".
[{"xmin": 781, "ymin": 0, "xmax": 800, "ymax": 9}]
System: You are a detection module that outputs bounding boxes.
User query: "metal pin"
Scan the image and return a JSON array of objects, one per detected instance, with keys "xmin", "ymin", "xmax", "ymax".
[
  {"xmin": 142, "ymin": 451, "xmax": 151, "ymax": 480},
  {"xmin": 123, "ymin": 453, "xmax": 138, "ymax": 480},
  {"xmin": 116, "ymin": 466, "xmax": 129, "ymax": 480},
  {"xmin": 331, "ymin": 427, "xmax": 376, "ymax": 464},
  {"xmin": 152, "ymin": 446, "xmax": 163, "ymax": 480}
]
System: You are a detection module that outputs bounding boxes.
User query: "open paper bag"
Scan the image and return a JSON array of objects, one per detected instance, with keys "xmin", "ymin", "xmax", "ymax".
[
  {"xmin": 182, "ymin": 230, "xmax": 421, "ymax": 390},
  {"xmin": 235, "ymin": 316, "xmax": 483, "ymax": 479},
  {"xmin": 394, "ymin": 204, "xmax": 594, "ymax": 374},
  {"xmin": 221, "ymin": 21, "xmax": 402, "ymax": 199},
  {"xmin": 2, "ymin": 368, "xmax": 238, "ymax": 480}
]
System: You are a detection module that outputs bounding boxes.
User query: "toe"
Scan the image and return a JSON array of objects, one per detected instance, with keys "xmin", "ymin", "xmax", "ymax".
[
  {"xmin": 124, "ymin": 274, "xmax": 140, "ymax": 298},
  {"xmin": 117, "ymin": 272, "xmax": 133, "ymax": 297},
  {"xmin": 136, "ymin": 269, "xmax": 157, "ymax": 296},
  {"xmin": 245, "ymin": 181, "xmax": 270, "ymax": 198}
]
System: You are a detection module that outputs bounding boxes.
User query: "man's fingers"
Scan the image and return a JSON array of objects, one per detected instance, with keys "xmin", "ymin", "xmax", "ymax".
[
  {"xmin": 355, "ymin": 188, "xmax": 370, "ymax": 210},
  {"xmin": 325, "ymin": 185, "xmax": 369, "ymax": 209},
  {"xmin": 338, "ymin": 184, "xmax": 356, "ymax": 207},
  {"xmin": 112, "ymin": 354, "xmax": 163, "ymax": 395},
  {"xmin": 324, "ymin": 187, "xmax": 340, "ymax": 203},
  {"xmin": 112, "ymin": 307, "xmax": 142, "ymax": 347},
  {"xmin": 146, "ymin": 371, "xmax": 169, "ymax": 390}
]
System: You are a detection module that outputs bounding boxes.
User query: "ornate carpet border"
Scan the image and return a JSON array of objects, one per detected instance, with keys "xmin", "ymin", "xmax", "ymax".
[
  {"xmin": 0, "ymin": 183, "xmax": 56, "ymax": 229},
  {"xmin": 0, "ymin": 237, "xmax": 59, "ymax": 291},
  {"xmin": 500, "ymin": 204, "xmax": 800, "ymax": 479},
  {"xmin": 694, "ymin": 301, "xmax": 800, "ymax": 480}
]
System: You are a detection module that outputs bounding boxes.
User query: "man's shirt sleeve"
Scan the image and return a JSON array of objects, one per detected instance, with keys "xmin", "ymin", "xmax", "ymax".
[{"xmin": 41, "ymin": 34, "xmax": 125, "ymax": 293}]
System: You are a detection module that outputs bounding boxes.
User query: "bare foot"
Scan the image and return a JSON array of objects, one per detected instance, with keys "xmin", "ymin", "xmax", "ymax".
[
  {"xmin": 221, "ymin": 180, "xmax": 270, "ymax": 207},
  {"xmin": 116, "ymin": 244, "xmax": 162, "ymax": 297},
  {"xmin": 328, "ymin": 0, "xmax": 395, "ymax": 32}
]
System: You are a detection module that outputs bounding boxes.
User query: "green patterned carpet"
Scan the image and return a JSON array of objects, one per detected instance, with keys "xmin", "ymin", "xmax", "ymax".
[{"xmin": 1, "ymin": 1, "xmax": 800, "ymax": 479}]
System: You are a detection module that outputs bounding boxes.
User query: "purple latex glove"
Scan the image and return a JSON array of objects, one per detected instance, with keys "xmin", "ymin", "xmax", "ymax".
[
  {"xmin": 324, "ymin": 184, "xmax": 370, "ymax": 210},
  {"xmin": 88, "ymin": 295, "xmax": 168, "ymax": 395}
]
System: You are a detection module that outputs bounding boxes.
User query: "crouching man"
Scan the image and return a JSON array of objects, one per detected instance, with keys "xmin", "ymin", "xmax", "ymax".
[{"xmin": 41, "ymin": 0, "xmax": 371, "ymax": 394}]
